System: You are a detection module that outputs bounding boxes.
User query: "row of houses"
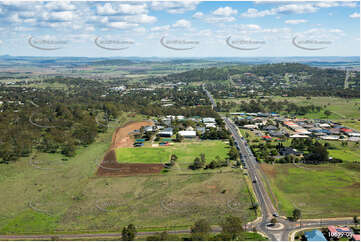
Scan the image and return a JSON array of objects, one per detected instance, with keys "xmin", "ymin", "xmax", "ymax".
[
  {"xmin": 282, "ymin": 119, "xmax": 360, "ymax": 141},
  {"xmin": 237, "ymin": 113, "xmax": 359, "ymax": 142}
]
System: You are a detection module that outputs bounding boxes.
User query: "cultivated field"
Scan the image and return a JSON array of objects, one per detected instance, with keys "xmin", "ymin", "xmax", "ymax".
[{"xmin": 261, "ymin": 163, "xmax": 360, "ymax": 219}]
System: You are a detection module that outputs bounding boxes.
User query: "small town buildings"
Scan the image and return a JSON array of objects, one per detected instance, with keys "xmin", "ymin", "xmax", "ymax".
[
  {"xmin": 290, "ymin": 134, "xmax": 309, "ymax": 138},
  {"xmin": 279, "ymin": 147, "xmax": 301, "ymax": 156},
  {"xmin": 321, "ymin": 135, "xmax": 340, "ymax": 140},
  {"xmin": 158, "ymin": 128, "xmax": 173, "ymax": 137},
  {"xmin": 243, "ymin": 124, "xmax": 258, "ymax": 130},
  {"xmin": 203, "ymin": 117, "xmax": 216, "ymax": 123},
  {"xmin": 304, "ymin": 230, "xmax": 327, "ymax": 241},
  {"xmin": 319, "ymin": 123, "xmax": 331, "ymax": 128},
  {"xmin": 263, "ymin": 125, "xmax": 278, "ymax": 131},
  {"xmin": 262, "ymin": 135, "xmax": 272, "ymax": 141},
  {"xmin": 269, "ymin": 130, "xmax": 284, "ymax": 137},
  {"xmin": 186, "ymin": 126, "xmax": 194, "ymax": 131},
  {"xmin": 206, "ymin": 123, "xmax": 216, "ymax": 128},
  {"xmin": 144, "ymin": 126, "xmax": 154, "ymax": 132},
  {"xmin": 178, "ymin": 130, "xmax": 197, "ymax": 138}
]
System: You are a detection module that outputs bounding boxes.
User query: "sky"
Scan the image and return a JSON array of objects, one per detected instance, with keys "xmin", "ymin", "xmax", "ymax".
[{"xmin": 0, "ymin": 1, "xmax": 359, "ymax": 57}]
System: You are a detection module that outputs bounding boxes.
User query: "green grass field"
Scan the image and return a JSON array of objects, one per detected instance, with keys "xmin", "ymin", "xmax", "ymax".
[
  {"xmin": 261, "ymin": 163, "xmax": 360, "ymax": 218},
  {"xmin": 115, "ymin": 140, "xmax": 230, "ymax": 165},
  {"xmin": 115, "ymin": 148, "xmax": 170, "ymax": 163},
  {"xmin": 321, "ymin": 141, "xmax": 360, "ymax": 163}
]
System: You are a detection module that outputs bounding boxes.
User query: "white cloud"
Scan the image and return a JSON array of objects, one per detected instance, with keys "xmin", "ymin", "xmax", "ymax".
[
  {"xmin": 172, "ymin": 19, "xmax": 191, "ymax": 28},
  {"xmin": 276, "ymin": 4, "xmax": 318, "ymax": 14},
  {"xmin": 117, "ymin": 3, "xmax": 148, "ymax": 15},
  {"xmin": 241, "ymin": 8, "xmax": 273, "ymax": 18},
  {"xmin": 123, "ymin": 14, "xmax": 157, "ymax": 24},
  {"xmin": 285, "ymin": 19, "xmax": 307, "ymax": 24},
  {"xmin": 151, "ymin": 25, "xmax": 170, "ymax": 32},
  {"xmin": 107, "ymin": 21, "xmax": 138, "ymax": 29},
  {"xmin": 204, "ymin": 16, "xmax": 236, "ymax": 23},
  {"xmin": 212, "ymin": 6, "xmax": 237, "ymax": 16},
  {"xmin": 8, "ymin": 13, "xmax": 22, "ymax": 23},
  {"xmin": 192, "ymin": 11, "xmax": 204, "ymax": 19},
  {"xmin": 349, "ymin": 12, "xmax": 360, "ymax": 18},
  {"xmin": 133, "ymin": 27, "xmax": 146, "ymax": 33},
  {"xmin": 45, "ymin": 2, "xmax": 76, "ymax": 11},
  {"xmin": 84, "ymin": 25, "xmax": 95, "ymax": 32},
  {"xmin": 96, "ymin": 3, "xmax": 117, "ymax": 15},
  {"xmin": 242, "ymin": 4, "xmax": 317, "ymax": 17},
  {"xmin": 241, "ymin": 2, "xmax": 358, "ymax": 18},
  {"xmin": 151, "ymin": 1, "xmax": 199, "ymax": 14},
  {"xmin": 48, "ymin": 11, "xmax": 73, "ymax": 22},
  {"xmin": 243, "ymin": 24, "xmax": 261, "ymax": 30}
]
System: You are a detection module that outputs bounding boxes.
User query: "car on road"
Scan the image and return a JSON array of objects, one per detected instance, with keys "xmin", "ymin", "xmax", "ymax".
[
  {"xmin": 273, "ymin": 213, "xmax": 279, "ymax": 217},
  {"xmin": 252, "ymin": 180, "xmax": 257, "ymax": 183}
]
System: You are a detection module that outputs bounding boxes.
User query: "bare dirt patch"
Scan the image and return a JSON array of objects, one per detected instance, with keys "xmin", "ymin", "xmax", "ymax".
[
  {"xmin": 110, "ymin": 120, "xmax": 153, "ymax": 150},
  {"xmin": 97, "ymin": 120, "xmax": 164, "ymax": 177}
]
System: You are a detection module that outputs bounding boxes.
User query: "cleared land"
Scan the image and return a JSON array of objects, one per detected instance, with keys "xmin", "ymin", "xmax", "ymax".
[{"xmin": 260, "ymin": 163, "xmax": 360, "ymax": 219}]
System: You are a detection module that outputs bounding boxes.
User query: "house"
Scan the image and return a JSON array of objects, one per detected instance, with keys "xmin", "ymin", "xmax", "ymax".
[
  {"xmin": 178, "ymin": 130, "xmax": 196, "ymax": 138},
  {"xmin": 304, "ymin": 230, "xmax": 327, "ymax": 241},
  {"xmin": 269, "ymin": 131, "xmax": 284, "ymax": 137},
  {"xmin": 243, "ymin": 124, "xmax": 257, "ymax": 130},
  {"xmin": 328, "ymin": 226, "xmax": 353, "ymax": 239},
  {"xmin": 290, "ymin": 134, "xmax": 309, "ymax": 138},
  {"xmin": 144, "ymin": 126, "xmax": 154, "ymax": 132},
  {"xmin": 321, "ymin": 135, "xmax": 339, "ymax": 140},
  {"xmin": 262, "ymin": 135, "xmax": 272, "ymax": 141},
  {"xmin": 319, "ymin": 123, "xmax": 331, "ymax": 128},
  {"xmin": 279, "ymin": 147, "xmax": 301, "ymax": 156},
  {"xmin": 203, "ymin": 117, "xmax": 216, "ymax": 123},
  {"xmin": 206, "ymin": 123, "xmax": 216, "ymax": 128},
  {"xmin": 329, "ymin": 128, "xmax": 341, "ymax": 135},
  {"xmin": 186, "ymin": 126, "xmax": 194, "ymax": 131},
  {"xmin": 158, "ymin": 128, "xmax": 173, "ymax": 137},
  {"xmin": 263, "ymin": 125, "xmax": 278, "ymax": 131},
  {"xmin": 341, "ymin": 128, "xmax": 353, "ymax": 134}
]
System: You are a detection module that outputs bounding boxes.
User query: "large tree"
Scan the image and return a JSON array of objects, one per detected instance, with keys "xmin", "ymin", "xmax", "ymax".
[
  {"xmin": 191, "ymin": 219, "xmax": 212, "ymax": 241},
  {"xmin": 122, "ymin": 224, "xmax": 137, "ymax": 241},
  {"xmin": 220, "ymin": 216, "xmax": 243, "ymax": 240}
]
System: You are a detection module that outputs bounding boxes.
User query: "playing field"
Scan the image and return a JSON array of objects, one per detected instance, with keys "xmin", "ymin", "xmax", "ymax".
[
  {"xmin": 115, "ymin": 140, "xmax": 230, "ymax": 165},
  {"xmin": 115, "ymin": 148, "xmax": 170, "ymax": 163},
  {"xmin": 261, "ymin": 163, "xmax": 360, "ymax": 219}
]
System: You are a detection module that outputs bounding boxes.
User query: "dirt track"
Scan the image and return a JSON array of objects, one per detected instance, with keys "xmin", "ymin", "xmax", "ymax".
[
  {"xmin": 97, "ymin": 120, "xmax": 163, "ymax": 177},
  {"xmin": 110, "ymin": 121, "xmax": 153, "ymax": 150}
]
